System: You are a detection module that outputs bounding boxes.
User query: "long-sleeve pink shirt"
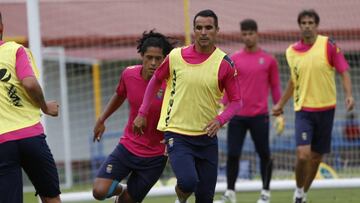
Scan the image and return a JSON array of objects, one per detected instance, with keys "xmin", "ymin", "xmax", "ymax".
[
  {"xmin": 139, "ymin": 45, "xmax": 241, "ymax": 125},
  {"xmin": 117, "ymin": 65, "xmax": 166, "ymax": 157},
  {"xmin": 0, "ymin": 41, "xmax": 43, "ymax": 144},
  {"xmin": 230, "ymin": 48, "xmax": 281, "ymax": 116}
]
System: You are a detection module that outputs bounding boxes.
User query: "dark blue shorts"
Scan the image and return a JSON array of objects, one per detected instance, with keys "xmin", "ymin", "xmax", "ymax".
[
  {"xmin": 227, "ymin": 114, "xmax": 270, "ymax": 157},
  {"xmin": 165, "ymin": 132, "xmax": 218, "ymax": 203},
  {"xmin": 96, "ymin": 144, "xmax": 167, "ymax": 202},
  {"xmin": 295, "ymin": 109, "xmax": 335, "ymax": 154},
  {"xmin": 0, "ymin": 135, "xmax": 60, "ymax": 203}
]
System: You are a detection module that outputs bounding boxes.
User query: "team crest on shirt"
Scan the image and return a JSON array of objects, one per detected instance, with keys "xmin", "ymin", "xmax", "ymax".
[
  {"xmin": 302, "ymin": 132, "xmax": 308, "ymax": 141},
  {"xmin": 106, "ymin": 164, "xmax": 113, "ymax": 174},
  {"xmin": 259, "ymin": 57, "xmax": 265, "ymax": 65},
  {"xmin": 156, "ymin": 88, "xmax": 164, "ymax": 99}
]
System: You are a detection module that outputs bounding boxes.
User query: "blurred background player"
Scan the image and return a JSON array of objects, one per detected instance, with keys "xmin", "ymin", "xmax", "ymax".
[
  {"xmin": 133, "ymin": 9, "xmax": 241, "ymax": 203},
  {"xmin": 216, "ymin": 19, "xmax": 282, "ymax": 203},
  {"xmin": 92, "ymin": 30, "xmax": 174, "ymax": 203},
  {"xmin": 272, "ymin": 9, "xmax": 355, "ymax": 203},
  {"xmin": 0, "ymin": 11, "xmax": 61, "ymax": 203}
]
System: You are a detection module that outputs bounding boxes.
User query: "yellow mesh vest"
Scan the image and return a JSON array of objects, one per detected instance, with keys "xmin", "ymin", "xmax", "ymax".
[
  {"xmin": 0, "ymin": 42, "xmax": 41, "ymax": 134},
  {"xmin": 157, "ymin": 47, "xmax": 225, "ymax": 135},
  {"xmin": 286, "ymin": 35, "xmax": 336, "ymax": 111}
]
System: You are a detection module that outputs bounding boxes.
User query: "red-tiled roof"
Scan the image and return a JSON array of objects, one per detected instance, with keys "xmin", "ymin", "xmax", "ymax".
[{"xmin": 1, "ymin": 0, "xmax": 360, "ymax": 60}]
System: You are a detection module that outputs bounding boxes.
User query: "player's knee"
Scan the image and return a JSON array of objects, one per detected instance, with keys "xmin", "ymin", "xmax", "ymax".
[
  {"xmin": 39, "ymin": 195, "xmax": 61, "ymax": 203},
  {"xmin": 311, "ymin": 153, "xmax": 323, "ymax": 163},
  {"xmin": 178, "ymin": 178, "xmax": 198, "ymax": 193},
  {"xmin": 259, "ymin": 154, "xmax": 271, "ymax": 163},
  {"xmin": 297, "ymin": 149, "xmax": 311, "ymax": 162},
  {"xmin": 297, "ymin": 152, "xmax": 310, "ymax": 162},
  {"xmin": 92, "ymin": 187, "xmax": 107, "ymax": 200},
  {"xmin": 262, "ymin": 157, "xmax": 273, "ymax": 167}
]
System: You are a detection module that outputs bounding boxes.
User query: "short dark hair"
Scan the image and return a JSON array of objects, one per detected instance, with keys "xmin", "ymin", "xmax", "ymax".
[
  {"xmin": 240, "ymin": 19, "xmax": 257, "ymax": 31},
  {"xmin": 136, "ymin": 30, "xmax": 175, "ymax": 56},
  {"xmin": 193, "ymin": 9, "xmax": 218, "ymax": 28},
  {"xmin": 297, "ymin": 9, "xmax": 320, "ymax": 25}
]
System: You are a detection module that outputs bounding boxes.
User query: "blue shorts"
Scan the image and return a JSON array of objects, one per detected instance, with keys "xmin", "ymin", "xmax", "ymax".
[
  {"xmin": 96, "ymin": 144, "xmax": 167, "ymax": 202},
  {"xmin": 165, "ymin": 132, "xmax": 218, "ymax": 203},
  {"xmin": 295, "ymin": 109, "xmax": 335, "ymax": 154},
  {"xmin": 227, "ymin": 114, "xmax": 270, "ymax": 158},
  {"xmin": 0, "ymin": 135, "xmax": 60, "ymax": 203}
]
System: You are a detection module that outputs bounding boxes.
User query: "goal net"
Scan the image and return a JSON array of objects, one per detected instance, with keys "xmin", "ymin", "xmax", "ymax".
[{"xmin": 1, "ymin": 0, "xmax": 359, "ymax": 201}]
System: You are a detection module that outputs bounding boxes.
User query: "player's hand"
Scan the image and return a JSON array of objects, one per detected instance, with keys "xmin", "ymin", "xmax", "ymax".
[
  {"xmin": 133, "ymin": 115, "xmax": 147, "ymax": 135},
  {"xmin": 93, "ymin": 119, "xmax": 105, "ymax": 142},
  {"xmin": 160, "ymin": 139, "xmax": 168, "ymax": 156},
  {"xmin": 274, "ymin": 115, "xmax": 285, "ymax": 135},
  {"xmin": 205, "ymin": 119, "xmax": 221, "ymax": 137},
  {"xmin": 272, "ymin": 103, "xmax": 283, "ymax": 116},
  {"xmin": 345, "ymin": 96, "xmax": 355, "ymax": 112},
  {"xmin": 43, "ymin": 100, "xmax": 59, "ymax": 117}
]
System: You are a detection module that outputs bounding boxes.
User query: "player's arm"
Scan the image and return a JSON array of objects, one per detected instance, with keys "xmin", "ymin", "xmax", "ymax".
[
  {"xmin": 17, "ymin": 47, "xmax": 58, "ymax": 117},
  {"xmin": 269, "ymin": 57, "xmax": 285, "ymax": 134},
  {"xmin": 340, "ymin": 70, "xmax": 354, "ymax": 111},
  {"xmin": 94, "ymin": 71, "xmax": 127, "ymax": 142},
  {"xmin": 269, "ymin": 57, "xmax": 281, "ymax": 104},
  {"xmin": 328, "ymin": 39, "xmax": 355, "ymax": 111},
  {"xmin": 133, "ymin": 56, "xmax": 170, "ymax": 135},
  {"xmin": 93, "ymin": 94, "xmax": 126, "ymax": 142},
  {"xmin": 272, "ymin": 78, "xmax": 293, "ymax": 116},
  {"xmin": 206, "ymin": 58, "xmax": 241, "ymax": 137}
]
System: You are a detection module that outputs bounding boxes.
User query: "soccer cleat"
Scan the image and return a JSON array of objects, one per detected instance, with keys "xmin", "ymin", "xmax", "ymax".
[
  {"xmin": 256, "ymin": 190, "xmax": 270, "ymax": 203},
  {"xmin": 214, "ymin": 190, "xmax": 236, "ymax": 203},
  {"xmin": 293, "ymin": 188, "xmax": 305, "ymax": 203},
  {"xmin": 174, "ymin": 198, "xmax": 188, "ymax": 203},
  {"xmin": 294, "ymin": 197, "xmax": 303, "ymax": 203}
]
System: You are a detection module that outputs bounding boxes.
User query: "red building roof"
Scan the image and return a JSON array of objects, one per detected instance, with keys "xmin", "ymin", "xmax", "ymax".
[{"xmin": 1, "ymin": 0, "xmax": 360, "ymax": 60}]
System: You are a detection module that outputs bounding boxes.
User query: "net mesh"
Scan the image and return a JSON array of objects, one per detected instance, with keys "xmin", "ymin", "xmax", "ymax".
[{"xmin": 1, "ymin": 0, "xmax": 359, "ymax": 194}]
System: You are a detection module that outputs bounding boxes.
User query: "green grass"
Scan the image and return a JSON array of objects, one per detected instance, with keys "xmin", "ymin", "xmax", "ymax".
[{"xmin": 24, "ymin": 187, "xmax": 360, "ymax": 203}]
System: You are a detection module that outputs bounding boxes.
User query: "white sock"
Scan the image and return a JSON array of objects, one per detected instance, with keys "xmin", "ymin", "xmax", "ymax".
[
  {"xmin": 303, "ymin": 192, "xmax": 307, "ymax": 200},
  {"xmin": 261, "ymin": 189, "xmax": 270, "ymax": 196},
  {"xmin": 295, "ymin": 187, "xmax": 304, "ymax": 198},
  {"xmin": 118, "ymin": 183, "xmax": 127, "ymax": 197}
]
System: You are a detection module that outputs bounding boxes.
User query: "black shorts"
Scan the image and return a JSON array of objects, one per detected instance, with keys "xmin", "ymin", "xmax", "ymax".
[
  {"xmin": 295, "ymin": 109, "xmax": 335, "ymax": 154},
  {"xmin": 96, "ymin": 144, "xmax": 167, "ymax": 202},
  {"xmin": 0, "ymin": 135, "xmax": 60, "ymax": 203}
]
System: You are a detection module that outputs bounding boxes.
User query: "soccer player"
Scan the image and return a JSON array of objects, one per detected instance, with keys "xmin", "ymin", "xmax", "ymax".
[
  {"xmin": 92, "ymin": 30, "xmax": 174, "ymax": 203},
  {"xmin": 133, "ymin": 9, "xmax": 241, "ymax": 203},
  {"xmin": 272, "ymin": 9, "xmax": 355, "ymax": 203},
  {"xmin": 218, "ymin": 19, "xmax": 282, "ymax": 203},
  {"xmin": 0, "ymin": 12, "xmax": 61, "ymax": 203}
]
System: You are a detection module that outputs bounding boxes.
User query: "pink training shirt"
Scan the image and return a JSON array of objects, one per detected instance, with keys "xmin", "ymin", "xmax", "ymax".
[
  {"xmin": 0, "ymin": 41, "xmax": 43, "ymax": 144},
  {"xmin": 230, "ymin": 48, "xmax": 281, "ymax": 116},
  {"xmin": 292, "ymin": 37, "xmax": 349, "ymax": 112},
  {"xmin": 117, "ymin": 65, "xmax": 166, "ymax": 157},
  {"xmin": 139, "ymin": 44, "xmax": 241, "ymax": 125}
]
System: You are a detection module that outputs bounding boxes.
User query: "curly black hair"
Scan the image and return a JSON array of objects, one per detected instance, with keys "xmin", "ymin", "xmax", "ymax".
[{"xmin": 137, "ymin": 30, "xmax": 176, "ymax": 57}]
